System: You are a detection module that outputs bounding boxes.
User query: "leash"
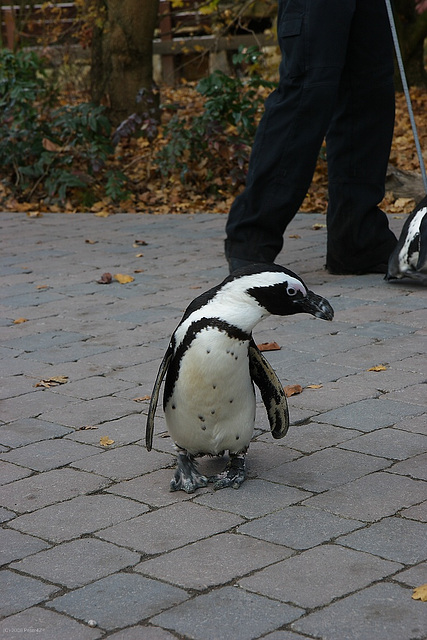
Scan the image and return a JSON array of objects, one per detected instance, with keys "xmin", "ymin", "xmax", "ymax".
[{"xmin": 385, "ymin": 0, "xmax": 427, "ymax": 193}]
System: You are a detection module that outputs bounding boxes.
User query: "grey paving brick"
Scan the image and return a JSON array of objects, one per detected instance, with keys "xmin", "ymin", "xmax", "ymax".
[
  {"xmin": 0, "ymin": 417, "xmax": 72, "ymax": 448},
  {"xmin": 338, "ymin": 517, "xmax": 427, "ymax": 564},
  {"xmin": 275, "ymin": 421, "xmax": 362, "ymax": 453},
  {"xmin": 304, "ymin": 471, "xmax": 427, "ymax": 521},
  {"xmin": 0, "ymin": 507, "xmax": 15, "ymax": 523},
  {"xmin": 51, "ymin": 376, "xmax": 133, "ymax": 400},
  {"xmin": 351, "ymin": 321, "xmax": 416, "ymax": 339},
  {"xmin": 401, "ymin": 501, "xmax": 427, "ymax": 522},
  {"xmin": 65, "ymin": 414, "xmax": 146, "ymax": 447},
  {"xmin": 292, "ymin": 583, "xmax": 427, "ymax": 640},
  {"xmin": 262, "ymin": 633, "xmax": 308, "ymax": 640},
  {"xmin": 260, "ymin": 447, "xmax": 390, "ymax": 492},
  {"xmin": 136, "ymin": 532, "xmax": 292, "ymax": 590},
  {"xmin": 0, "ymin": 461, "xmax": 32, "ymax": 485},
  {"xmin": 238, "ymin": 505, "xmax": 363, "ymax": 549},
  {"xmin": 397, "ymin": 413, "xmax": 427, "ymax": 435},
  {"xmin": 194, "ymin": 479, "xmax": 310, "ymax": 519},
  {"xmin": 97, "ymin": 502, "xmax": 243, "ymax": 555},
  {"xmin": 0, "ymin": 529, "xmax": 50, "ymax": 565},
  {"xmin": 2, "ymin": 330, "xmax": 91, "ymax": 352},
  {"xmin": 0, "ymin": 439, "xmax": 100, "ymax": 472},
  {"xmin": 9, "ymin": 494, "xmax": 149, "ymax": 543},
  {"xmin": 394, "ymin": 561, "xmax": 427, "ymax": 588},
  {"xmin": 0, "ymin": 391, "xmax": 76, "ymax": 422},
  {"xmin": 0, "ymin": 570, "xmax": 59, "ymax": 617},
  {"xmin": 387, "ymin": 452, "xmax": 427, "ymax": 480},
  {"xmin": 0, "ymin": 468, "xmax": 108, "ymax": 513},
  {"xmin": 151, "ymin": 586, "xmax": 303, "ymax": 640},
  {"xmin": 339, "ymin": 428, "xmax": 427, "ymax": 460},
  {"xmin": 71, "ymin": 444, "xmax": 174, "ymax": 481},
  {"xmin": 38, "ymin": 396, "xmax": 140, "ymax": 427},
  {"xmin": 240, "ymin": 544, "xmax": 401, "ymax": 608},
  {"xmin": 385, "ymin": 383, "xmax": 427, "ymax": 407},
  {"xmin": 316, "ymin": 397, "xmax": 424, "ymax": 431},
  {"xmin": 105, "ymin": 627, "xmax": 177, "ymax": 640},
  {"xmin": 0, "ymin": 607, "xmax": 103, "ymax": 640},
  {"xmin": 47, "ymin": 573, "xmax": 188, "ymax": 631},
  {"xmin": 10, "ymin": 538, "xmax": 140, "ymax": 588}
]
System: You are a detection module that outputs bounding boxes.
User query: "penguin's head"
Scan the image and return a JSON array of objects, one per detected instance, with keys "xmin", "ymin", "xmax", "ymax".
[{"xmin": 229, "ymin": 263, "xmax": 334, "ymax": 321}]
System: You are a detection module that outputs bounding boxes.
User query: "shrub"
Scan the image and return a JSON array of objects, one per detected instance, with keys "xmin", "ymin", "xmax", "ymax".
[
  {"xmin": 0, "ymin": 49, "xmax": 125, "ymax": 204},
  {"xmin": 154, "ymin": 46, "xmax": 277, "ymax": 189}
]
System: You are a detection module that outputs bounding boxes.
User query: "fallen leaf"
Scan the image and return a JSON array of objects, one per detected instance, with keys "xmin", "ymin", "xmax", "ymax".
[
  {"xmin": 78, "ymin": 425, "xmax": 99, "ymax": 430},
  {"xmin": 312, "ymin": 223, "xmax": 326, "ymax": 230},
  {"xmin": 100, "ymin": 436, "xmax": 115, "ymax": 446},
  {"xmin": 42, "ymin": 137, "xmax": 62, "ymax": 152},
  {"xmin": 133, "ymin": 395, "xmax": 151, "ymax": 402},
  {"xmin": 135, "ymin": 253, "xmax": 144, "ymax": 257},
  {"xmin": 35, "ymin": 375, "xmax": 68, "ymax": 388},
  {"xmin": 94, "ymin": 210, "xmax": 110, "ymax": 218},
  {"xmin": 289, "ymin": 234, "xmax": 301, "ymax": 239},
  {"xmin": 306, "ymin": 384, "xmax": 323, "ymax": 389},
  {"xmin": 114, "ymin": 273, "xmax": 135, "ymax": 284},
  {"xmin": 257, "ymin": 341, "xmax": 281, "ymax": 352},
  {"xmin": 26, "ymin": 211, "xmax": 42, "ymax": 218},
  {"xmin": 412, "ymin": 584, "xmax": 427, "ymax": 602},
  {"xmin": 284, "ymin": 384, "xmax": 303, "ymax": 397},
  {"xmin": 97, "ymin": 272, "xmax": 112, "ymax": 284},
  {"xmin": 368, "ymin": 365, "xmax": 388, "ymax": 372},
  {"xmin": 13, "ymin": 317, "xmax": 28, "ymax": 324},
  {"xmin": 134, "ymin": 269, "xmax": 144, "ymax": 273},
  {"xmin": 36, "ymin": 285, "xmax": 48, "ymax": 290},
  {"xmin": 134, "ymin": 239, "xmax": 148, "ymax": 246},
  {"xmin": 85, "ymin": 239, "xmax": 98, "ymax": 244}
]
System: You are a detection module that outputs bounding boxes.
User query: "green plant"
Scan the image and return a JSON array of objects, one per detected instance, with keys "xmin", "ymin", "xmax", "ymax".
[
  {"xmin": 154, "ymin": 46, "xmax": 276, "ymax": 188},
  {"xmin": 0, "ymin": 49, "xmax": 125, "ymax": 204}
]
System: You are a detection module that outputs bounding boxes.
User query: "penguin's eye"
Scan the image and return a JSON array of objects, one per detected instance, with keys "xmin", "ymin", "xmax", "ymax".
[{"xmin": 287, "ymin": 286, "xmax": 297, "ymax": 296}]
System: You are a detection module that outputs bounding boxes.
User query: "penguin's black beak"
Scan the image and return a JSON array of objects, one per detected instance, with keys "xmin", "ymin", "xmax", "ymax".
[{"xmin": 296, "ymin": 290, "xmax": 334, "ymax": 321}]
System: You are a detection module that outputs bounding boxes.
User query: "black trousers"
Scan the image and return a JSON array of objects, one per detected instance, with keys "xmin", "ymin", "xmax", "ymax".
[{"xmin": 225, "ymin": 0, "xmax": 397, "ymax": 272}]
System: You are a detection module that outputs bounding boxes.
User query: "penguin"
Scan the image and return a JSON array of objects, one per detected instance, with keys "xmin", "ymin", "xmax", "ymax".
[
  {"xmin": 146, "ymin": 263, "xmax": 334, "ymax": 493},
  {"xmin": 386, "ymin": 195, "xmax": 427, "ymax": 283}
]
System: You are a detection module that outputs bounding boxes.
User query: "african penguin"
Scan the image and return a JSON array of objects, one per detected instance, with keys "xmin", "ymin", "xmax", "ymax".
[
  {"xmin": 146, "ymin": 263, "xmax": 334, "ymax": 493},
  {"xmin": 386, "ymin": 195, "xmax": 427, "ymax": 283}
]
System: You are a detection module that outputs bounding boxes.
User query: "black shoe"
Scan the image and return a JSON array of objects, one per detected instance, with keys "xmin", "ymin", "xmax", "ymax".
[{"xmin": 326, "ymin": 262, "xmax": 389, "ymax": 275}]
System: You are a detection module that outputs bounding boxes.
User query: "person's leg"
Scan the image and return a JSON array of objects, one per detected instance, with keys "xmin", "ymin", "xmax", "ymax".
[
  {"xmin": 225, "ymin": 0, "xmax": 356, "ymax": 270},
  {"xmin": 325, "ymin": 0, "xmax": 397, "ymax": 274}
]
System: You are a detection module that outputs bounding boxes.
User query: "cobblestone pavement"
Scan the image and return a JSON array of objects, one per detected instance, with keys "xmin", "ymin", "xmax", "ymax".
[{"xmin": 1, "ymin": 210, "xmax": 426, "ymax": 640}]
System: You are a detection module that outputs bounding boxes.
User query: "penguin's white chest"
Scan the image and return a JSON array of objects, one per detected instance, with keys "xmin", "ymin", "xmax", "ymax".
[{"xmin": 165, "ymin": 328, "xmax": 255, "ymax": 455}]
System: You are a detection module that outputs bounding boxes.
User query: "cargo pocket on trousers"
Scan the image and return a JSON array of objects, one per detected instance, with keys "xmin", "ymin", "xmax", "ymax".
[{"xmin": 278, "ymin": 15, "xmax": 304, "ymax": 78}]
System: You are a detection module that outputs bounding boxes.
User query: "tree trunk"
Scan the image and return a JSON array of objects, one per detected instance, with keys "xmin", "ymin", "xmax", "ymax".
[{"xmin": 90, "ymin": 0, "xmax": 159, "ymax": 125}]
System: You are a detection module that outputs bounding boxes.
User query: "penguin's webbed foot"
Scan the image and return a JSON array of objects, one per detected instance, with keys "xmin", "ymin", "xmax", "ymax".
[
  {"xmin": 209, "ymin": 453, "xmax": 246, "ymax": 490},
  {"xmin": 170, "ymin": 451, "xmax": 208, "ymax": 494}
]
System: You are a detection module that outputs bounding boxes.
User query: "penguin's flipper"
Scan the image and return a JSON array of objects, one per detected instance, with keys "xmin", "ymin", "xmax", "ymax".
[
  {"xmin": 145, "ymin": 344, "xmax": 173, "ymax": 451},
  {"xmin": 249, "ymin": 340, "xmax": 289, "ymax": 439}
]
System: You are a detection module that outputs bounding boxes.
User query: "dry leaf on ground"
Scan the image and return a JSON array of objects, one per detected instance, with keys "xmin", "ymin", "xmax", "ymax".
[
  {"xmin": 114, "ymin": 273, "xmax": 135, "ymax": 284},
  {"xmin": 306, "ymin": 384, "xmax": 323, "ymax": 389},
  {"xmin": 412, "ymin": 584, "xmax": 427, "ymax": 602},
  {"xmin": 284, "ymin": 384, "xmax": 303, "ymax": 397},
  {"xmin": 78, "ymin": 425, "xmax": 99, "ymax": 430},
  {"xmin": 368, "ymin": 365, "xmax": 388, "ymax": 372},
  {"xmin": 258, "ymin": 341, "xmax": 281, "ymax": 351},
  {"xmin": 133, "ymin": 395, "xmax": 151, "ymax": 402},
  {"xmin": 100, "ymin": 436, "xmax": 115, "ymax": 446},
  {"xmin": 35, "ymin": 376, "xmax": 68, "ymax": 388},
  {"xmin": 13, "ymin": 318, "xmax": 28, "ymax": 324}
]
